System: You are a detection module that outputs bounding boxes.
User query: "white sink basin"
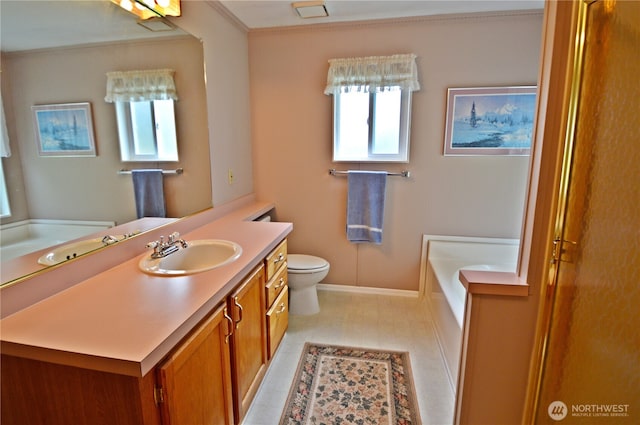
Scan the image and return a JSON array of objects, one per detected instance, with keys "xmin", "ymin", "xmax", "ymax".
[
  {"xmin": 139, "ymin": 239, "xmax": 242, "ymax": 276},
  {"xmin": 38, "ymin": 235, "xmax": 125, "ymax": 266}
]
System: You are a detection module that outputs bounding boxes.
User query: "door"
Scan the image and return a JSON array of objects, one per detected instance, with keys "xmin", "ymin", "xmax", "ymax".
[
  {"xmin": 532, "ymin": 1, "xmax": 640, "ymax": 423},
  {"xmin": 157, "ymin": 303, "xmax": 234, "ymax": 425},
  {"xmin": 229, "ymin": 264, "xmax": 268, "ymax": 424}
]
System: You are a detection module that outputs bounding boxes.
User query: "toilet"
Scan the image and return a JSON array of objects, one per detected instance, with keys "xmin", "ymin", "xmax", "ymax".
[{"xmin": 287, "ymin": 254, "xmax": 330, "ymax": 315}]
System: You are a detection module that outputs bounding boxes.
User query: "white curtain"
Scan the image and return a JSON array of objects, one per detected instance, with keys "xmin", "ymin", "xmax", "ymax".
[
  {"xmin": 324, "ymin": 53, "xmax": 420, "ymax": 94},
  {"xmin": 105, "ymin": 69, "xmax": 178, "ymax": 103},
  {"xmin": 1, "ymin": 92, "xmax": 11, "ymax": 158}
]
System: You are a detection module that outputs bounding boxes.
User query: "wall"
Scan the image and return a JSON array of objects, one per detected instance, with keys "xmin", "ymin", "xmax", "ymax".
[
  {"xmin": 171, "ymin": 2, "xmax": 254, "ymax": 207},
  {"xmin": 250, "ymin": 11, "xmax": 543, "ymax": 291},
  {"xmin": 2, "ymin": 36, "xmax": 211, "ymax": 225}
]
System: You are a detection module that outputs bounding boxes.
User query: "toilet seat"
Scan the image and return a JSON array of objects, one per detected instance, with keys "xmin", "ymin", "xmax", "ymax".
[{"xmin": 288, "ymin": 254, "xmax": 329, "ymax": 273}]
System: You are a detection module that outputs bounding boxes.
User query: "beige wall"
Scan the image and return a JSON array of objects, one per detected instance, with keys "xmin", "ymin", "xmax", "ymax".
[
  {"xmin": 2, "ymin": 35, "xmax": 211, "ymax": 225},
  {"xmin": 171, "ymin": 2, "xmax": 254, "ymax": 207},
  {"xmin": 250, "ymin": 12, "xmax": 543, "ymax": 291}
]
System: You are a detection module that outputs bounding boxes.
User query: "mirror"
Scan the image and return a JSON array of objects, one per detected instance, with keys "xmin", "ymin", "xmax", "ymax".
[{"xmin": 0, "ymin": 1, "xmax": 212, "ymax": 286}]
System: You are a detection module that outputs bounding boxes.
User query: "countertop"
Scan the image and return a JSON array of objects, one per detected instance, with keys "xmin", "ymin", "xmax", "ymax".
[{"xmin": 0, "ymin": 203, "xmax": 292, "ymax": 377}]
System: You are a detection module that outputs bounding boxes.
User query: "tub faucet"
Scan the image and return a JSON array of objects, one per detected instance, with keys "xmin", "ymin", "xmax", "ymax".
[{"xmin": 101, "ymin": 235, "xmax": 120, "ymax": 245}]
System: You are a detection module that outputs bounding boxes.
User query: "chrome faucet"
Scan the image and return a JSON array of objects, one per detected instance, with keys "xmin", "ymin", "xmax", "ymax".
[{"xmin": 147, "ymin": 232, "xmax": 188, "ymax": 259}]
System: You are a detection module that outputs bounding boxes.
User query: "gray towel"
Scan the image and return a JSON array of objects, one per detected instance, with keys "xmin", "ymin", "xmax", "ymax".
[
  {"xmin": 132, "ymin": 169, "xmax": 166, "ymax": 218},
  {"xmin": 346, "ymin": 171, "xmax": 387, "ymax": 244}
]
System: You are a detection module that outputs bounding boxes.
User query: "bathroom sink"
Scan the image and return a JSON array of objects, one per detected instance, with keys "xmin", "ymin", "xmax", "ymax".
[
  {"xmin": 139, "ymin": 239, "xmax": 242, "ymax": 276},
  {"xmin": 38, "ymin": 235, "xmax": 126, "ymax": 266}
]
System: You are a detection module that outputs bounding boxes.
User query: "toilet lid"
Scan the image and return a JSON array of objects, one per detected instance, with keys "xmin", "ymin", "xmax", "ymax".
[{"xmin": 288, "ymin": 254, "xmax": 328, "ymax": 271}]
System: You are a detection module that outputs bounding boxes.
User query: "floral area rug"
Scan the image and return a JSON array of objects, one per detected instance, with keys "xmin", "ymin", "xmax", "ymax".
[{"xmin": 279, "ymin": 343, "xmax": 421, "ymax": 425}]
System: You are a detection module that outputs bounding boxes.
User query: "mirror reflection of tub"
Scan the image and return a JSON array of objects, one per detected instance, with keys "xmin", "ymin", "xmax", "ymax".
[
  {"xmin": 1, "ymin": 217, "xmax": 177, "ymax": 285},
  {"xmin": 421, "ymin": 235, "xmax": 519, "ymax": 393},
  {"xmin": 0, "ymin": 219, "xmax": 114, "ymax": 262}
]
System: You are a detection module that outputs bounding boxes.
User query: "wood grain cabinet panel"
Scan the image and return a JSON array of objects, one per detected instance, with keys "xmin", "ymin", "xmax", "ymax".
[
  {"xmin": 265, "ymin": 262, "xmax": 288, "ymax": 308},
  {"xmin": 0, "ymin": 354, "xmax": 160, "ymax": 425},
  {"xmin": 267, "ymin": 286, "xmax": 289, "ymax": 359},
  {"xmin": 264, "ymin": 239, "xmax": 287, "ymax": 281},
  {"xmin": 156, "ymin": 303, "xmax": 234, "ymax": 425},
  {"xmin": 228, "ymin": 264, "xmax": 268, "ymax": 424}
]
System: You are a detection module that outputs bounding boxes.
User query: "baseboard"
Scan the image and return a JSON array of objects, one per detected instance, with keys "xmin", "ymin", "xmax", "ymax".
[{"xmin": 317, "ymin": 283, "xmax": 419, "ymax": 298}]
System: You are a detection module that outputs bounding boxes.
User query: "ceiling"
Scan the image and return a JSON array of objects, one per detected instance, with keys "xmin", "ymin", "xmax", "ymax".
[
  {"xmin": 0, "ymin": 1, "xmax": 187, "ymax": 52},
  {"xmin": 220, "ymin": 0, "xmax": 544, "ymax": 29},
  {"xmin": 0, "ymin": 1, "xmax": 544, "ymax": 52}
]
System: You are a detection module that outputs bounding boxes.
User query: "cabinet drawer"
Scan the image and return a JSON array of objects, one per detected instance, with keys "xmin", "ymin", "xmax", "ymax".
[
  {"xmin": 265, "ymin": 239, "xmax": 287, "ymax": 281},
  {"xmin": 265, "ymin": 265, "xmax": 288, "ymax": 309},
  {"xmin": 266, "ymin": 287, "xmax": 288, "ymax": 359}
]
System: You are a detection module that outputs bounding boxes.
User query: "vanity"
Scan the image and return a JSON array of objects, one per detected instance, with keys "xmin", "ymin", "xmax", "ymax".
[{"xmin": 0, "ymin": 198, "xmax": 292, "ymax": 425}]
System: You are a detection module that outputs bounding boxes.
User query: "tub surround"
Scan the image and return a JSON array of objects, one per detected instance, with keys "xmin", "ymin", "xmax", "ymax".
[
  {"xmin": 0, "ymin": 219, "xmax": 116, "ymax": 262},
  {"xmin": 0, "ymin": 195, "xmax": 291, "ymax": 379},
  {"xmin": 422, "ymin": 235, "xmax": 523, "ymax": 393},
  {"xmin": 458, "ymin": 269, "xmax": 528, "ymax": 296}
]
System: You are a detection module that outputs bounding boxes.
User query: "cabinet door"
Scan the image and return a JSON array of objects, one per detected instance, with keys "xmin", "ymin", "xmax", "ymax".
[
  {"xmin": 266, "ymin": 286, "xmax": 289, "ymax": 359},
  {"xmin": 157, "ymin": 303, "xmax": 234, "ymax": 425},
  {"xmin": 229, "ymin": 264, "xmax": 267, "ymax": 423}
]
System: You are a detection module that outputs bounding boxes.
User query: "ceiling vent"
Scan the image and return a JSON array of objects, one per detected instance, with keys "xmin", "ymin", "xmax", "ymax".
[{"xmin": 292, "ymin": 1, "xmax": 329, "ymax": 19}]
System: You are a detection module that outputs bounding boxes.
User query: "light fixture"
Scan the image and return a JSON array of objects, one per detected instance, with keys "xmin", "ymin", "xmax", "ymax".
[
  {"xmin": 111, "ymin": 0, "xmax": 181, "ymax": 20},
  {"xmin": 292, "ymin": 1, "xmax": 329, "ymax": 19}
]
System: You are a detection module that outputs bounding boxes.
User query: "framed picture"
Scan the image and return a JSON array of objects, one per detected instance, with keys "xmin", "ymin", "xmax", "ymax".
[
  {"xmin": 32, "ymin": 102, "xmax": 96, "ymax": 156},
  {"xmin": 444, "ymin": 86, "xmax": 537, "ymax": 156}
]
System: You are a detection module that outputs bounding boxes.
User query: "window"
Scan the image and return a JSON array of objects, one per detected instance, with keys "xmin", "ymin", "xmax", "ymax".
[
  {"xmin": 333, "ymin": 86, "xmax": 412, "ymax": 162},
  {"xmin": 115, "ymin": 99, "xmax": 178, "ymax": 162},
  {"xmin": 325, "ymin": 54, "xmax": 419, "ymax": 163},
  {"xmin": 105, "ymin": 69, "xmax": 179, "ymax": 162}
]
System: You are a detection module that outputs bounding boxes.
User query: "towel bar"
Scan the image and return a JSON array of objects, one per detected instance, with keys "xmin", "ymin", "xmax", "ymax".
[
  {"xmin": 118, "ymin": 168, "xmax": 183, "ymax": 175},
  {"xmin": 329, "ymin": 169, "xmax": 410, "ymax": 178}
]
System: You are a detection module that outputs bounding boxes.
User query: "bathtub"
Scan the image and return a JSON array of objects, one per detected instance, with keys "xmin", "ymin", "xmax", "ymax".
[
  {"xmin": 0, "ymin": 219, "xmax": 115, "ymax": 262},
  {"xmin": 420, "ymin": 235, "xmax": 519, "ymax": 393}
]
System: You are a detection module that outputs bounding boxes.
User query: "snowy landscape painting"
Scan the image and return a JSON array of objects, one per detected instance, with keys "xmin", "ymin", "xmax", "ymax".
[
  {"xmin": 33, "ymin": 103, "xmax": 95, "ymax": 156},
  {"xmin": 444, "ymin": 86, "xmax": 537, "ymax": 155}
]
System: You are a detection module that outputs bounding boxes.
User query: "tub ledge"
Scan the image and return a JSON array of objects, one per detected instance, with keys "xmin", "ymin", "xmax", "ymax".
[{"xmin": 459, "ymin": 270, "xmax": 529, "ymax": 297}]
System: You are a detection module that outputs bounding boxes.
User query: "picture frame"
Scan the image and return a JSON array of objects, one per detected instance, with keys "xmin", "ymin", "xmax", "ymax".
[
  {"xmin": 32, "ymin": 102, "xmax": 96, "ymax": 157},
  {"xmin": 444, "ymin": 86, "xmax": 537, "ymax": 156}
]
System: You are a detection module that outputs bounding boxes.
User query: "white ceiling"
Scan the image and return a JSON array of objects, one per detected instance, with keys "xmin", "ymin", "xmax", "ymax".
[
  {"xmin": 0, "ymin": 0, "xmax": 544, "ymax": 52},
  {"xmin": 0, "ymin": 1, "xmax": 187, "ymax": 52},
  {"xmin": 220, "ymin": 0, "xmax": 544, "ymax": 29}
]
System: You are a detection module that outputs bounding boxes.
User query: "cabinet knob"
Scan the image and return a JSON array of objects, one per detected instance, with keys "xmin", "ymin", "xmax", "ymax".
[
  {"xmin": 276, "ymin": 302, "xmax": 286, "ymax": 314},
  {"xmin": 274, "ymin": 278, "xmax": 285, "ymax": 289},
  {"xmin": 273, "ymin": 253, "xmax": 284, "ymax": 264}
]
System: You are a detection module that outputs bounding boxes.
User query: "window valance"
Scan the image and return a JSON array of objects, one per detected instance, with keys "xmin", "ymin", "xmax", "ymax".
[
  {"xmin": 324, "ymin": 53, "xmax": 420, "ymax": 95},
  {"xmin": 105, "ymin": 69, "xmax": 178, "ymax": 103}
]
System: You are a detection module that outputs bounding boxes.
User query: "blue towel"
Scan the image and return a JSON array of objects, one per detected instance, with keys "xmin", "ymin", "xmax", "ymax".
[
  {"xmin": 132, "ymin": 169, "xmax": 166, "ymax": 218},
  {"xmin": 346, "ymin": 171, "xmax": 387, "ymax": 244}
]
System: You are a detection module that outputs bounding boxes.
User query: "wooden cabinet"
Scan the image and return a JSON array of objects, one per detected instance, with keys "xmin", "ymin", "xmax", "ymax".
[
  {"xmin": 265, "ymin": 239, "xmax": 287, "ymax": 282},
  {"xmin": 267, "ymin": 286, "xmax": 289, "ymax": 358},
  {"xmin": 227, "ymin": 264, "xmax": 268, "ymax": 424},
  {"xmin": 1, "ymin": 354, "xmax": 160, "ymax": 425},
  {"xmin": 263, "ymin": 239, "xmax": 289, "ymax": 360},
  {"xmin": 156, "ymin": 302, "xmax": 234, "ymax": 425},
  {"xmin": 1, "ymin": 238, "xmax": 289, "ymax": 425}
]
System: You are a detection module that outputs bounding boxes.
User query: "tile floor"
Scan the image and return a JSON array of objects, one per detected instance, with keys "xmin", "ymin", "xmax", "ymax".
[{"xmin": 243, "ymin": 289, "xmax": 455, "ymax": 424}]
